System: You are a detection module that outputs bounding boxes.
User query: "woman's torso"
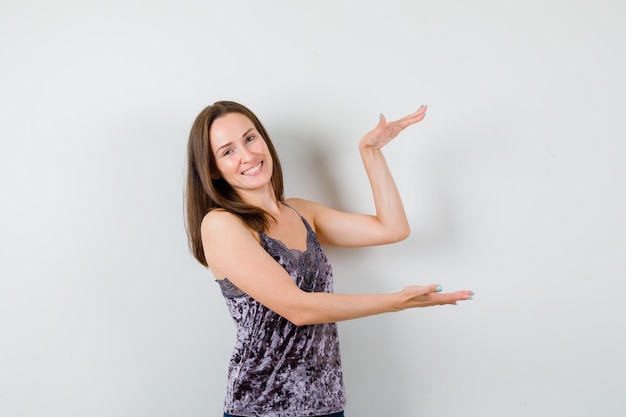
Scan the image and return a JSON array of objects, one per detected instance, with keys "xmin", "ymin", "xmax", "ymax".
[{"xmin": 216, "ymin": 204, "xmax": 346, "ymax": 416}]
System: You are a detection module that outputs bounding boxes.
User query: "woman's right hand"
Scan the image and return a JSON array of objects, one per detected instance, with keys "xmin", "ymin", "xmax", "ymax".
[
  {"xmin": 396, "ymin": 285, "xmax": 474, "ymax": 309},
  {"xmin": 359, "ymin": 105, "xmax": 428, "ymax": 150}
]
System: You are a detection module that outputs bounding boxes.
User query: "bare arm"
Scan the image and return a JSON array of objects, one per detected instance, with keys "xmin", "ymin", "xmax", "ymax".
[
  {"xmin": 306, "ymin": 106, "xmax": 428, "ymax": 247},
  {"xmin": 202, "ymin": 209, "xmax": 472, "ymax": 327}
]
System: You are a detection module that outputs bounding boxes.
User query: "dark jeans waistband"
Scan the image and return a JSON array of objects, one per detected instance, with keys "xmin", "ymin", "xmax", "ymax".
[{"xmin": 224, "ymin": 412, "xmax": 344, "ymax": 417}]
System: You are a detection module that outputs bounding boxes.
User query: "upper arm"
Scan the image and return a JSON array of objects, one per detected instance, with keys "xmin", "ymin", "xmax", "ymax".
[
  {"xmin": 286, "ymin": 198, "xmax": 410, "ymax": 247},
  {"xmin": 201, "ymin": 210, "xmax": 308, "ymax": 322}
]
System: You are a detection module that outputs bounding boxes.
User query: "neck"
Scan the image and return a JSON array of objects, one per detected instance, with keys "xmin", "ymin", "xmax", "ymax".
[{"xmin": 238, "ymin": 187, "xmax": 281, "ymax": 216}]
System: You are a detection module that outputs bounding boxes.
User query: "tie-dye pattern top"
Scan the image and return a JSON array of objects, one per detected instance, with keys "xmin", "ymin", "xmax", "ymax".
[{"xmin": 217, "ymin": 213, "xmax": 346, "ymax": 417}]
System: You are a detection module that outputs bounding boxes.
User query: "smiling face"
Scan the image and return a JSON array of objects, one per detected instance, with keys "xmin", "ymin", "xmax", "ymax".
[{"xmin": 209, "ymin": 112, "xmax": 274, "ymax": 198}]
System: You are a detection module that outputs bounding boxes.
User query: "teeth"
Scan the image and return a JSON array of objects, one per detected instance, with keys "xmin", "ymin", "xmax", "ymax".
[{"xmin": 242, "ymin": 163, "xmax": 261, "ymax": 175}]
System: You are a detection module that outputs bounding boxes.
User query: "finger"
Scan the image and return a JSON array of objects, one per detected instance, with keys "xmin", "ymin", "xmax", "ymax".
[
  {"xmin": 378, "ymin": 113, "xmax": 387, "ymax": 127},
  {"xmin": 383, "ymin": 107, "xmax": 426, "ymax": 131},
  {"xmin": 402, "ymin": 105, "xmax": 427, "ymax": 120},
  {"xmin": 371, "ymin": 113, "xmax": 387, "ymax": 133},
  {"xmin": 396, "ymin": 109, "xmax": 426, "ymax": 129},
  {"xmin": 409, "ymin": 284, "xmax": 442, "ymax": 296},
  {"xmin": 450, "ymin": 290, "xmax": 474, "ymax": 301},
  {"xmin": 403, "ymin": 107, "xmax": 426, "ymax": 120}
]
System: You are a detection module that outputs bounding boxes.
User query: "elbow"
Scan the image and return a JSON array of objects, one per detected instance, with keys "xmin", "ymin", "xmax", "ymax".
[
  {"xmin": 377, "ymin": 217, "xmax": 411, "ymax": 244},
  {"xmin": 284, "ymin": 305, "xmax": 322, "ymax": 326},
  {"xmin": 280, "ymin": 295, "xmax": 324, "ymax": 327},
  {"xmin": 386, "ymin": 223, "xmax": 410, "ymax": 244},
  {"xmin": 288, "ymin": 315, "xmax": 310, "ymax": 327},
  {"xmin": 398, "ymin": 224, "xmax": 411, "ymax": 241},
  {"xmin": 282, "ymin": 311, "xmax": 314, "ymax": 327}
]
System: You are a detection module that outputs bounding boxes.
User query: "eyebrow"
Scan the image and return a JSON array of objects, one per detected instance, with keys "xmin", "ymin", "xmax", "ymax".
[{"xmin": 215, "ymin": 127, "xmax": 255, "ymax": 154}]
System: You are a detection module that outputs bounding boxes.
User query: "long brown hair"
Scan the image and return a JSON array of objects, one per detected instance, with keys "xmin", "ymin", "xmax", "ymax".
[{"xmin": 185, "ymin": 101, "xmax": 285, "ymax": 266}]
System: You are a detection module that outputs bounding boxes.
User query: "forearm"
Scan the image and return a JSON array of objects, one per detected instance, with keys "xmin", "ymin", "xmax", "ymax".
[
  {"xmin": 287, "ymin": 285, "xmax": 472, "ymax": 326},
  {"xmin": 359, "ymin": 144, "xmax": 410, "ymax": 240},
  {"xmin": 291, "ymin": 291, "xmax": 402, "ymax": 326}
]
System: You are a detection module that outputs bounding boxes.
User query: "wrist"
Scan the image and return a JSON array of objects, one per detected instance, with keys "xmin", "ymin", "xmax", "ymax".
[
  {"xmin": 388, "ymin": 291, "xmax": 405, "ymax": 312},
  {"xmin": 359, "ymin": 141, "xmax": 382, "ymax": 154}
]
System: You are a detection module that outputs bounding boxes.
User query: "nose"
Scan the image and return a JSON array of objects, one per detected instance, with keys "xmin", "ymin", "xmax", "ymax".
[{"xmin": 239, "ymin": 145, "xmax": 253, "ymax": 162}]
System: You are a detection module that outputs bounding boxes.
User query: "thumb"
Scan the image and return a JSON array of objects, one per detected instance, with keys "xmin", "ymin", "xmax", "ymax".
[
  {"xmin": 430, "ymin": 284, "xmax": 443, "ymax": 293},
  {"xmin": 377, "ymin": 113, "xmax": 387, "ymax": 128},
  {"xmin": 403, "ymin": 284, "xmax": 442, "ymax": 295}
]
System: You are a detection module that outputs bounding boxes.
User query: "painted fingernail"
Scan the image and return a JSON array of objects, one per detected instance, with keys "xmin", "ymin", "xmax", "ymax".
[
  {"xmin": 470, "ymin": 292, "xmax": 475, "ymax": 296},
  {"xmin": 468, "ymin": 296, "xmax": 474, "ymax": 300},
  {"xmin": 435, "ymin": 285, "xmax": 442, "ymax": 292}
]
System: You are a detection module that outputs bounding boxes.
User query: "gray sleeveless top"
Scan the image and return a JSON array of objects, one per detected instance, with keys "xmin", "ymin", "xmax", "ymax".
[{"xmin": 217, "ymin": 212, "xmax": 346, "ymax": 417}]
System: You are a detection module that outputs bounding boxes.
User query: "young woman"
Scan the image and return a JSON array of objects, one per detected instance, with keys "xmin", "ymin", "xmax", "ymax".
[{"xmin": 185, "ymin": 101, "xmax": 473, "ymax": 417}]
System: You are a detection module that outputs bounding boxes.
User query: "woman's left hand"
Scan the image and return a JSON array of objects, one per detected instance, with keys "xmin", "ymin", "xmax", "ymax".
[{"xmin": 360, "ymin": 105, "xmax": 427, "ymax": 150}]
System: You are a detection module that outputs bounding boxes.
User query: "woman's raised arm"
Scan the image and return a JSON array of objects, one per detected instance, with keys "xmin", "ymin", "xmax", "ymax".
[{"xmin": 294, "ymin": 106, "xmax": 428, "ymax": 248}]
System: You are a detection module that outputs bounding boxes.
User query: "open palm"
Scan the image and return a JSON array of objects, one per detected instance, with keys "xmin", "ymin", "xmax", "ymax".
[{"xmin": 360, "ymin": 105, "xmax": 428, "ymax": 149}]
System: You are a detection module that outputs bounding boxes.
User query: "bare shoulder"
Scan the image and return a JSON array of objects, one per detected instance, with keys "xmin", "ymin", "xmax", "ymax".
[
  {"xmin": 284, "ymin": 197, "xmax": 324, "ymax": 226},
  {"xmin": 201, "ymin": 209, "xmax": 255, "ymax": 243},
  {"xmin": 200, "ymin": 210, "xmax": 259, "ymax": 278},
  {"xmin": 201, "ymin": 208, "xmax": 237, "ymax": 232},
  {"xmin": 285, "ymin": 197, "xmax": 324, "ymax": 213}
]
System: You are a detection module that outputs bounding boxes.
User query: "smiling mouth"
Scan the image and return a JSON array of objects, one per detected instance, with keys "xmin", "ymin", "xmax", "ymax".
[{"xmin": 242, "ymin": 162, "xmax": 263, "ymax": 175}]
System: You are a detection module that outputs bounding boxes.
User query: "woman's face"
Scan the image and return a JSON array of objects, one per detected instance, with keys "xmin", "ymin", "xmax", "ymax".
[{"xmin": 209, "ymin": 112, "xmax": 274, "ymax": 196}]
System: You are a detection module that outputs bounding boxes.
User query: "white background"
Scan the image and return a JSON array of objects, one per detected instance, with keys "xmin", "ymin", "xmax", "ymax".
[{"xmin": 1, "ymin": 1, "xmax": 625, "ymax": 416}]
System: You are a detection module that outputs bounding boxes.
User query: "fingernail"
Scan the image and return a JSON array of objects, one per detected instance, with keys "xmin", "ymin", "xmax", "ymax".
[
  {"xmin": 435, "ymin": 285, "xmax": 442, "ymax": 292},
  {"xmin": 470, "ymin": 292, "xmax": 475, "ymax": 296},
  {"xmin": 468, "ymin": 296, "xmax": 474, "ymax": 300},
  {"xmin": 379, "ymin": 113, "xmax": 383, "ymax": 120}
]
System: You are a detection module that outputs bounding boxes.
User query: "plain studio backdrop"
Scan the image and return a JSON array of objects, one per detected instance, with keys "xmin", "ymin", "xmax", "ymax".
[{"xmin": 1, "ymin": 1, "xmax": 625, "ymax": 416}]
